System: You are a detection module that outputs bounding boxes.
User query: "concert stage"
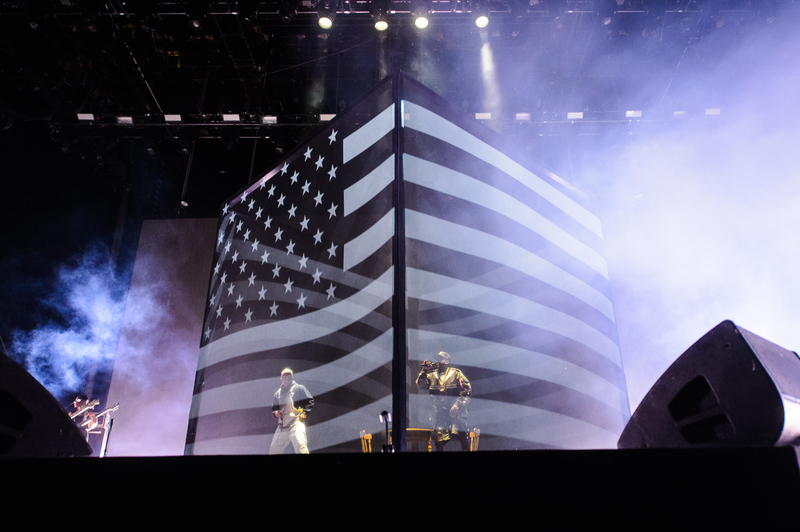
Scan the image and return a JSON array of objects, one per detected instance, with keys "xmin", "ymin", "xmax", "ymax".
[{"xmin": 4, "ymin": 448, "xmax": 799, "ymax": 526}]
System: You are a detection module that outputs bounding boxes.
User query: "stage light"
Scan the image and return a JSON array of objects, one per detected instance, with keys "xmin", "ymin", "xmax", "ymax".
[
  {"xmin": 187, "ymin": 5, "xmax": 207, "ymax": 30},
  {"xmin": 320, "ymin": 114, "xmax": 336, "ymax": 121},
  {"xmin": 413, "ymin": 0, "xmax": 430, "ymax": 28},
  {"xmin": 261, "ymin": 115, "xmax": 278, "ymax": 124},
  {"xmin": 278, "ymin": 0, "xmax": 299, "ymax": 23},
  {"xmin": 77, "ymin": 113, "xmax": 95, "ymax": 121},
  {"xmin": 222, "ymin": 114, "xmax": 241, "ymax": 122},
  {"xmin": 626, "ymin": 110, "xmax": 642, "ymax": 118},
  {"xmin": 372, "ymin": 0, "xmax": 389, "ymax": 31},
  {"xmin": 164, "ymin": 114, "xmax": 182, "ymax": 122},
  {"xmin": 567, "ymin": 112, "xmax": 584, "ymax": 119},
  {"xmin": 116, "ymin": 116, "xmax": 134, "ymax": 125},
  {"xmin": 318, "ymin": 0, "xmax": 336, "ymax": 28},
  {"xmin": 473, "ymin": 0, "xmax": 489, "ymax": 28}
]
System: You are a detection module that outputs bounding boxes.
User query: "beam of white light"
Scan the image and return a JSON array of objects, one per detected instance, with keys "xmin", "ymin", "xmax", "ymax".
[
  {"xmin": 480, "ymin": 35, "xmax": 501, "ymax": 120},
  {"xmin": 11, "ymin": 247, "xmax": 127, "ymax": 401}
]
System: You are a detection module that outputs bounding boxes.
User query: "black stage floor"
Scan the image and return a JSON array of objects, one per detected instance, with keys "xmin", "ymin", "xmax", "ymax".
[{"xmin": 4, "ymin": 447, "xmax": 799, "ymax": 527}]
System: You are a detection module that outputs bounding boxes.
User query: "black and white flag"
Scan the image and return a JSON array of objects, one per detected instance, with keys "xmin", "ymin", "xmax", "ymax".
[
  {"xmin": 401, "ymin": 81, "xmax": 628, "ymax": 450},
  {"xmin": 187, "ymin": 82, "xmax": 397, "ymax": 454},
  {"xmin": 187, "ymin": 74, "xmax": 628, "ymax": 454}
]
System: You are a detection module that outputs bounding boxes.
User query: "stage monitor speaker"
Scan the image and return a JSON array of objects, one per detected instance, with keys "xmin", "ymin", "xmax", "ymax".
[
  {"xmin": 0, "ymin": 353, "xmax": 92, "ymax": 458},
  {"xmin": 619, "ymin": 320, "xmax": 800, "ymax": 449}
]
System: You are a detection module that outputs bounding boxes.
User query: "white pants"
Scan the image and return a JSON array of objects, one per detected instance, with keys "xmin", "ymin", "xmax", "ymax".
[{"xmin": 269, "ymin": 422, "xmax": 309, "ymax": 454}]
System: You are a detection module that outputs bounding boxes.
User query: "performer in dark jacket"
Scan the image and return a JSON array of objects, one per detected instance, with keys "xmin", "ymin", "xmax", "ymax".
[
  {"xmin": 416, "ymin": 351, "xmax": 472, "ymax": 451},
  {"xmin": 269, "ymin": 368, "xmax": 314, "ymax": 454}
]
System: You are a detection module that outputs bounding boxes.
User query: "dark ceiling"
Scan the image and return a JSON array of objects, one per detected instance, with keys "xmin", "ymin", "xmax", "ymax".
[{"xmin": 3, "ymin": 0, "xmax": 796, "ymax": 218}]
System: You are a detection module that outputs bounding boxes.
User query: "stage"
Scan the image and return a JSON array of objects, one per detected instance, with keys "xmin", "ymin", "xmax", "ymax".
[{"xmin": 4, "ymin": 447, "xmax": 799, "ymax": 526}]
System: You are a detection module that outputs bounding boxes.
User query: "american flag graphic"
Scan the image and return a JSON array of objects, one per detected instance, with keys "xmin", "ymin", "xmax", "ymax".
[
  {"xmin": 186, "ymin": 80, "xmax": 397, "ymax": 454},
  {"xmin": 186, "ymin": 73, "xmax": 628, "ymax": 454},
  {"xmin": 401, "ymin": 83, "xmax": 629, "ymax": 450}
]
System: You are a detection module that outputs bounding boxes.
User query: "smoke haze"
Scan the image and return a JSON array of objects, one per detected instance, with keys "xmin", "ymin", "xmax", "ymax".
[
  {"xmin": 11, "ymin": 246, "xmax": 126, "ymax": 402},
  {"xmin": 585, "ymin": 12, "xmax": 800, "ymax": 410},
  {"xmin": 105, "ymin": 218, "xmax": 217, "ymax": 456}
]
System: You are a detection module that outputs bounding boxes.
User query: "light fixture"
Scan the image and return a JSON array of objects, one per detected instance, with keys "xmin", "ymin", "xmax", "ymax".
[
  {"xmin": 413, "ymin": 0, "xmax": 430, "ymax": 29},
  {"xmin": 374, "ymin": 13, "xmax": 388, "ymax": 30},
  {"xmin": 164, "ymin": 114, "xmax": 182, "ymax": 122},
  {"xmin": 77, "ymin": 113, "xmax": 94, "ymax": 121},
  {"xmin": 116, "ymin": 116, "xmax": 134, "ymax": 125},
  {"xmin": 473, "ymin": 0, "xmax": 489, "ymax": 28},
  {"xmin": 187, "ymin": 5, "xmax": 207, "ymax": 30},
  {"xmin": 278, "ymin": 0, "xmax": 299, "ymax": 23},
  {"xmin": 222, "ymin": 114, "xmax": 241, "ymax": 122},
  {"xmin": 318, "ymin": 0, "xmax": 336, "ymax": 28},
  {"xmin": 372, "ymin": 0, "xmax": 389, "ymax": 31}
]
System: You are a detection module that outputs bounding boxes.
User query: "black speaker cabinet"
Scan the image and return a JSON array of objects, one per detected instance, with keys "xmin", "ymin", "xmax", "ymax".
[
  {"xmin": 0, "ymin": 353, "xmax": 92, "ymax": 458},
  {"xmin": 619, "ymin": 320, "xmax": 800, "ymax": 449}
]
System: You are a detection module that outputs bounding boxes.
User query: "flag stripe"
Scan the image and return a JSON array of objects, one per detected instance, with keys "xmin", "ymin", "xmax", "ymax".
[
  {"xmin": 405, "ymin": 209, "xmax": 614, "ymax": 321},
  {"xmin": 405, "ymin": 182, "xmax": 609, "ymax": 296},
  {"xmin": 403, "ymin": 100, "xmax": 602, "ymax": 237},
  {"xmin": 191, "ymin": 331, "xmax": 392, "ymax": 418},
  {"xmin": 405, "ymin": 239, "xmax": 616, "ymax": 342},
  {"xmin": 453, "ymin": 366, "xmax": 625, "ymax": 433},
  {"xmin": 344, "ymin": 209, "xmax": 394, "ymax": 271},
  {"xmin": 188, "ymin": 398, "xmax": 394, "ymax": 454},
  {"xmin": 403, "ymin": 129, "xmax": 604, "ymax": 254},
  {"xmin": 404, "ymin": 154, "xmax": 609, "ymax": 278},
  {"xmin": 191, "ymin": 366, "xmax": 392, "ymax": 446},
  {"xmin": 344, "ymin": 155, "xmax": 395, "ymax": 216},
  {"xmin": 408, "ymin": 329, "xmax": 626, "ymax": 410},
  {"xmin": 343, "ymin": 104, "xmax": 395, "ymax": 163},
  {"xmin": 407, "ymin": 267, "xmax": 621, "ymax": 364},
  {"xmin": 194, "ymin": 311, "xmax": 392, "ymax": 394},
  {"xmin": 408, "ymin": 396, "xmax": 619, "ymax": 449},
  {"xmin": 197, "ymin": 268, "xmax": 393, "ymax": 370},
  {"xmin": 410, "ymin": 298, "xmax": 625, "ymax": 388}
]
